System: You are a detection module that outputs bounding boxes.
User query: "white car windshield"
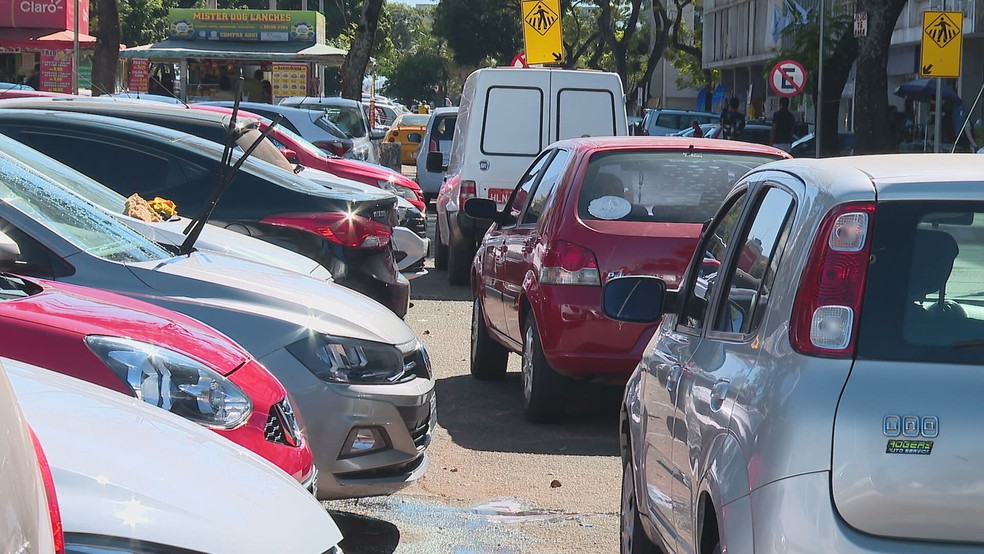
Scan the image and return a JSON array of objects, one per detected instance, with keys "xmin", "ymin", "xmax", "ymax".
[{"xmin": 0, "ymin": 144, "xmax": 171, "ymax": 263}]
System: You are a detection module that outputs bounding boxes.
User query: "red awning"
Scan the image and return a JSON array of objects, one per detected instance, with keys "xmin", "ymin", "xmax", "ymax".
[{"xmin": 0, "ymin": 28, "xmax": 98, "ymax": 50}]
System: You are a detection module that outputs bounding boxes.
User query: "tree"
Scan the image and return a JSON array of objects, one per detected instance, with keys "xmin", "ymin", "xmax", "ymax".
[
  {"xmin": 119, "ymin": 0, "xmax": 178, "ymax": 46},
  {"xmin": 382, "ymin": 52, "xmax": 447, "ymax": 105},
  {"xmin": 666, "ymin": 0, "xmax": 718, "ymax": 111},
  {"xmin": 91, "ymin": 0, "xmax": 121, "ymax": 96},
  {"xmin": 853, "ymin": 0, "xmax": 907, "ymax": 153},
  {"xmin": 596, "ymin": 0, "xmax": 669, "ymax": 104},
  {"xmin": 341, "ymin": 0, "xmax": 384, "ymax": 100},
  {"xmin": 433, "ymin": 0, "xmax": 522, "ymax": 66}
]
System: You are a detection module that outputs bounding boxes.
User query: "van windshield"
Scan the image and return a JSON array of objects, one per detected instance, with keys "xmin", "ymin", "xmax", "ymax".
[
  {"xmin": 859, "ymin": 201, "xmax": 984, "ymax": 365},
  {"xmin": 577, "ymin": 150, "xmax": 781, "ymax": 224}
]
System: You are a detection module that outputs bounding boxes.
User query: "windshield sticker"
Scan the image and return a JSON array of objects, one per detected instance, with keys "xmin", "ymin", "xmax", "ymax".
[
  {"xmin": 588, "ymin": 196, "xmax": 631, "ymax": 220},
  {"xmin": 886, "ymin": 439, "xmax": 934, "ymax": 455}
]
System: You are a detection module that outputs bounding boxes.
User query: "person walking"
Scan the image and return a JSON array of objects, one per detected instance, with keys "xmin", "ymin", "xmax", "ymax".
[
  {"xmin": 24, "ymin": 63, "xmax": 40, "ymax": 90},
  {"xmin": 769, "ymin": 97, "xmax": 796, "ymax": 151},
  {"xmin": 720, "ymin": 97, "xmax": 745, "ymax": 140},
  {"xmin": 690, "ymin": 119, "xmax": 704, "ymax": 138}
]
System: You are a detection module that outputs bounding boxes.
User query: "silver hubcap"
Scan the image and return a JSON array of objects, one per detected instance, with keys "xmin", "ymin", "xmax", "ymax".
[
  {"xmin": 522, "ymin": 325, "xmax": 535, "ymax": 404},
  {"xmin": 620, "ymin": 462, "xmax": 635, "ymax": 553}
]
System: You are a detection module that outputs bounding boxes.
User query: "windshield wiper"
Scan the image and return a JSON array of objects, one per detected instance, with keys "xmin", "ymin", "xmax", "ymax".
[
  {"xmin": 953, "ymin": 341, "xmax": 984, "ymax": 349},
  {"xmin": 178, "ymin": 79, "xmax": 284, "ymax": 256}
]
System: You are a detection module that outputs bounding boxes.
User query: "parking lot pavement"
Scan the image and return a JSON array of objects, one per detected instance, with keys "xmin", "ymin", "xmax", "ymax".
[{"xmin": 328, "ymin": 252, "xmax": 623, "ymax": 553}]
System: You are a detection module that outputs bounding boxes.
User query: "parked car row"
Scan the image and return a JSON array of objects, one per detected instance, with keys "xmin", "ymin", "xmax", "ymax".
[{"xmin": 0, "ymin": 91, "xmax": 439, "ymax": 549}]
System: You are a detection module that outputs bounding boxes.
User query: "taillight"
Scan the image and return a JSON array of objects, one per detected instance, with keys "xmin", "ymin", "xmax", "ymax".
[
  {"xmin": 429, "ymin": 139, "xmax": 438, "ymax": 152},
  {"xmin": 262, "ymin": 212, "xmax": 392, "ymax": 249},
  {"xmin": 29, "ymin": 427, "xmax": 65, "ymax": 554},
  {"xmin": 314, "ymin": 140, "xmax": 350, "ymax": 158},
  {"xmin": 790, "ymin": 202, "xmax": 875, "ymax": 358},
  {"xmin": 459, "ymin": 180, "xmax": 476, "ymax": 204},
  {"xmin": 540, "ymin": 240, "xmax": 601, "ymax": 286}
]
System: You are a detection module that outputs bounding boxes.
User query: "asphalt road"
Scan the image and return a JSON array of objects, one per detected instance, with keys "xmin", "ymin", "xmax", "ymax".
[{"xmin": 326, "ymin": 210, "xmax": 624, "ymax": 554}]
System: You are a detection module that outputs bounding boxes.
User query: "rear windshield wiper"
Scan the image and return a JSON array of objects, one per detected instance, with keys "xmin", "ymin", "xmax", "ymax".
[{"xmin": 953, "ymin": 341, "xmax": 984, "ymax": 349}]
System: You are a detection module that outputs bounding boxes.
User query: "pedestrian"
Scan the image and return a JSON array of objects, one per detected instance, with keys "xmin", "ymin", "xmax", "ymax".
[
  {"xmin": 24, "ymin": 63, "xmax": 40, "ymax": 90},
  {"xmin": 769, "ymin": 97, "xmax": 795, "ymax": 151},
  {"xmin": 243, "ymin": 69, "xmax": 264, "ymax": 102},
  {"xmin": 691, "ymin": 119, "xmax": 704, "ymax": 138},
  {"xmin": 720, "ymin": 97, "xmax": 745, "ymax": 140},
  {"xmin": 260, "ymin": 80, "xmax": 273, "ymax": 104}
]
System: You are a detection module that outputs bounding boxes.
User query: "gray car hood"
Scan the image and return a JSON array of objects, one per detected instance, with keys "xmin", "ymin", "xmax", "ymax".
[{"xmin": 126, "ymin": 249, "xmax": 416, "ymax": 356}]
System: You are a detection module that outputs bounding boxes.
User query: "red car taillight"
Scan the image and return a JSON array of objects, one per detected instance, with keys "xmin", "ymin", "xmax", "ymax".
[
  {"xmin": 261, "ymin": 212, "xmax": 392, "ymax": 249},
  {"xmin": 314, "ymin": 140, "xmax": 350, "ymax": 158},
  {"xmin": 29, "ymin": 427, "xmax": 65, "ymax": 554},
  {"xmin": 790, "ymin": 202, "xmax": 875, "ymax": 358},
  {"xmin": 539, "ymin": 240, "xmax": 601, "ymax": 286},
  {"xmin": 459, "ymin": 180, "xmax": 477, "ymax": 204}
]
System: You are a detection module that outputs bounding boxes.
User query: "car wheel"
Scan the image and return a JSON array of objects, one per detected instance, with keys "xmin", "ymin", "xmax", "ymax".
[
  {"xmin": 470, "ymin": 297, "xmax": 509, "ymax": 380},
  {"xmin": 621, "ymin": 458, "xmax": 659, "ymax": 554},
  {"xmin": 434, "ymin": 218, "xmax": 448, "ymax": 270},
  {"xmin": 447, "ymin": 236, "xmax": 471, "ymax": 286},
  {"xmin": 521, "ymin": 314, "xmax": 569, "ymax": 423}
]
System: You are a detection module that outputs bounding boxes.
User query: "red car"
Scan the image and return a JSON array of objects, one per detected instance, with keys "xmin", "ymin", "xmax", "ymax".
[
  {"xmin": 189, "ymin": 104, "xmax": 427, "ymax": 213},
  {"xmin": 0, "ymin": 272, "xmax": 316, "ymax": 487},
  {"xmin": 463, "ymin": 137, "xmax": 790, "ymax": 422}
]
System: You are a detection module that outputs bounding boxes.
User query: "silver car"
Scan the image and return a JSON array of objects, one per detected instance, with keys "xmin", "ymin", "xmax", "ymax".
[
  {"xmin": 610, "ymin": 154, "xmax": 984, "ymax": 553},
  {"xmin": 0, "ymin": 134, "xmax": 435, "ymax": 500},
  {"xmin": 416, "ymin": 107, "xmax": 457, "ymax": 199}
]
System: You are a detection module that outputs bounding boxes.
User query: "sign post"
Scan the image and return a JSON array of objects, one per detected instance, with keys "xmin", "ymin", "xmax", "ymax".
[
  {"xmin": 920, "ymin": 9, "xmax": 963, "ymax": 152},
  {"xmin": 854, "ymin": 11, "xmax": 868, "ymax": 38},
  {"xmin": 520, "ymin": 0, "xmax": 564, "ymax": 66}
]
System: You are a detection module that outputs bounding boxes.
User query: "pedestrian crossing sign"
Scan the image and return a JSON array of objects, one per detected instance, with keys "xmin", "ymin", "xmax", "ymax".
[
  {"xmin": 521, "ymin": 0, "xmax": 564, "ymax": 66},
  {"xmin": 920, "ymin": 10, "xmax": 962, "ymax": 78}
]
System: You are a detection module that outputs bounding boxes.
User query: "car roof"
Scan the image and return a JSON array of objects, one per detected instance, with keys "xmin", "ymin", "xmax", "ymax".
[
  {"xmin": 549, "ymin": 136, "xmax": 789, "ymax": 158},
  {"xmin": 774, "ymin": 154, "xmax": 984, "ymax": 187},
  {"xmin": 280, "ymin": 96, "xmax": 360, "ymax": 107},
  {"xmin": 649, "ymin": 109, "xmax": 717, "ymax": 116},
  {"xmin": 430, "ymin": 107, "xmax": 458, "ymax": 116},
  {"xmin": 0, "ymin": 96, "xmax": 242, "ymax": 127}
]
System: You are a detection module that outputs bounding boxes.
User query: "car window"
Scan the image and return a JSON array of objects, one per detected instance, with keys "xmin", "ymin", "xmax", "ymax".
[
  {"xmin": 577, "ymin": 150, "xmax": 780, "ymax": 224},
  {"xmin": 679, "ymin": 191, "xmax": 748, "ymax": 332},
  {"xmin": 482, "ymin": 86, "xmax": 542, "ymax": 156},
  {"xmin": 319, "ymin": 106, "xmax": 366, "ymax": 138},
  {"xmin": 506, "ymin": 150, "xmax": 554, "ymax": 222},
  {"xmin": 235, "ymin": 130, "xmax": 294, "ymax": 172},
  {"xmin": 712, "ymin": 186, "xmax": 795, "ymax": 335},
  {"xmin": 522, "ymin": 149, "xmax": 570, "ymax": 225},
  {"xmin": 433, "ymin": 116, "xmax": 456, "ymax": 141},
  {"xmin": 858, "ymin": 201, "xmax": 984, "ymax": 364}
]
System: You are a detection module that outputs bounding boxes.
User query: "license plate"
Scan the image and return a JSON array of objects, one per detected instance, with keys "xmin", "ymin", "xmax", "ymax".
[{"xmin": 488, "ymin": 188, "xmax": 513, "ymax": 205}]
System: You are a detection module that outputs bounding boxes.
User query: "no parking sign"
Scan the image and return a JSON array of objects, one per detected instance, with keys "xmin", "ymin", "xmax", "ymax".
[{"xmin": 769, "ymin": 60, "xmax": 808, "ymax": 97}]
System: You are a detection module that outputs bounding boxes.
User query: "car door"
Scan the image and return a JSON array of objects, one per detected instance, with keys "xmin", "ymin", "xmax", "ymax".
[
  {"xmin": 482, "ymin": 150, "xmax": 554, "ymax": 337},
  {"xmin": 501, "ymin": 149, "xmax": 570, "ymax": 343},
  {"xmin": 639, "ymin": 189, "xmax": 751, "ymax": 551},
  {"xmin": 672, "ymin": 184, "xmax": 797, "ymax": 553}
]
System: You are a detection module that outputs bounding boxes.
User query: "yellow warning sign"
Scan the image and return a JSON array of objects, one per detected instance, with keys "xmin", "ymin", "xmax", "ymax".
[
  {"xmin": 522, "ymin": 0, "xmax": 564, "ymax": 66},
  {"xmin": 920, "ymin": 10, "xmax": 962, "ymax": 78}
]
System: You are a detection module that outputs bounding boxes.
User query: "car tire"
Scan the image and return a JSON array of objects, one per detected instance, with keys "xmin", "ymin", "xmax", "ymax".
[
  {"xmin": 434, "ymin": 218, "xmax": 449, "ymax": 270},
  {"xmin": 521, "ymin": 314, "xmax": 569, "ymax": 423},
  {"xmin": 621, "ymin": 458, "xmax": 659, "ymax": 554},
  {"xmin": 447, "ymin": 236, "xmax": 471, "ymax": 286},
  {"xmin": 470, "ymin": 297, "xmax": 509, "ymax": 380}
]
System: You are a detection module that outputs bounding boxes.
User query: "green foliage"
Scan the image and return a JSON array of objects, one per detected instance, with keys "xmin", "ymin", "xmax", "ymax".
[
  {"xmin": 666, "ymin": 10, "xmax": 718, "ymax": 93},
  {"xmin": 381, "ymin": 51, "xmax": 447, "ymax": 105},
  {"xmin": 117, "ymin": 0, "xmax": 178, "ymax": 46},
  {"xmin": 433, "ymin": 0, "xmax": 522, "ymax": 67}
]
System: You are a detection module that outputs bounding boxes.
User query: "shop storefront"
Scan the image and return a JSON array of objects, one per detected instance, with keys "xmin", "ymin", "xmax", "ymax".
[
  {"xmin": 120, "ymin": 8, "xmax": 346, "ymax": 103},
  {"xmin": 0, "ymin": 0, "xmax": 94, "ymax": 91}
]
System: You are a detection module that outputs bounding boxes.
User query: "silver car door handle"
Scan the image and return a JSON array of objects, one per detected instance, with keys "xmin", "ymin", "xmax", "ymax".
[
  {"xmin": 666, "ymin": 364, "xmax": 683, "ymax": 393},
  {"xmin": 710, "ymin": 379, "xmax": 731, "ymax": 412}
]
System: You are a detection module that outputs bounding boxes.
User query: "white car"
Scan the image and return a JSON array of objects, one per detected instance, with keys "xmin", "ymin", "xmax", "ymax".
[{"xmin": 7, "ymin": 358, "xmax": 343, "ymax": 553}]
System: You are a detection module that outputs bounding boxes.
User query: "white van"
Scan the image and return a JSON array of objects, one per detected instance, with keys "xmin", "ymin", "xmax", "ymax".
[{"xmin": 432, "ymin": 68, "xmax": 627, "ymax": 284}]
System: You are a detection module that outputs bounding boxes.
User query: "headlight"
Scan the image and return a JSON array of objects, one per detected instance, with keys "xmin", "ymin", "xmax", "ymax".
[
  {"xmin": 85, "ymin": 336, "xmax": 252, "ymax": 429},
  {"xmin": 286, "ymin": 335, "xmax": 405, "ymax": 384}
]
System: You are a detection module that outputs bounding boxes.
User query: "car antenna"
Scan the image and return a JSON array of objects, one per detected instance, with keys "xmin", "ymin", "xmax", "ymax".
[{"xmin": 178, "ymin": 78, "xmax": 284, "ymax": 256}]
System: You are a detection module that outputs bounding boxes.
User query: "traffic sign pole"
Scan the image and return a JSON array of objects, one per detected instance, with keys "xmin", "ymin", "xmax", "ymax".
[{"xmin": 935, "ymin": 0, "xmax": 945, "ymax": 153}]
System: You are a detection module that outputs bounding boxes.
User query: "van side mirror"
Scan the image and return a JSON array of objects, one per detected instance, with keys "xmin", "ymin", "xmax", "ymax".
[
  {"xmin": 370, "ymin": 128, "xmax": 387, "ymax": 141},
  {"xmin": 463, "ymin": 198, "xmax": 498, "ymax": 221},
  {"xmin": 426, "ymin": 151, "xmax": 447, "ymax": 173},
  {"xmin": 407, "ymin": 132, "xmax": 422, "ymax": 143},
  {"xmin": 602, "ymin": 276, "xmax": 667, "ymax": 323},
  {"xmin": 0, "ymin": 229, "xmax": 20, "ymax": 262}
]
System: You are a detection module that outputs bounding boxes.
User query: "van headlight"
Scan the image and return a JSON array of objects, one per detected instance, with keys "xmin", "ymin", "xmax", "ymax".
[
  {"xmin": 85, "ymin": 336, "xmax": 252, "ymax": 429},
  {"xmin": 286, "ymin": 335, "xmax": 405, "ymax": 384}
]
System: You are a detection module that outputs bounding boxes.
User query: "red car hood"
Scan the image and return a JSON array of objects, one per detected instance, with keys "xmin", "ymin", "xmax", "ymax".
[{"xmin": 5, "ymin": 277, "xmax": 250, "ymax": 374}]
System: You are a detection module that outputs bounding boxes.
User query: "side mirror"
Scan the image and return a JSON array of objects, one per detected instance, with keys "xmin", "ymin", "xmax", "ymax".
[
  {"xmin": 463, "ymin": 198, "xmax": 498, "ymax": 221},
  {"xmin": 426, "ymin": 151, "xmax": 447, "ymax": 173},
  {"xmin": 0, "ymin": 229, "xmax": 20, "ymax": 262},
  {"xmin": 370, "ymin": 128, "xmax": 387, "ymax": 141},
  {"xmin": 602, "ymin": 276, "xmax": 667, "ymax": 323},
  {"xmin": 279, "ymin": 148, "xmax": 299, "ymax": 164},
  {"xmin": 407, "ymin": 132, "xmax": 422, "ymax": 143}
]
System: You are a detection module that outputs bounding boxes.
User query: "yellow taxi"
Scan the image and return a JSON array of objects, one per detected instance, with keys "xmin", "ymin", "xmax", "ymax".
[{"xmin": 383, "ymin": 113, "xmax": 431, "ymax": 165}]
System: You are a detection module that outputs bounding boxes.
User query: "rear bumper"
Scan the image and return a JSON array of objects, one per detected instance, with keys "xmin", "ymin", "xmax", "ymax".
[
  {"xmin": 727, "ymin": 471, "xmax": 984, "ymax": 553},
  {"xmin": 532, "ymin": 284, "xmax": 656, "ymax": 381}
]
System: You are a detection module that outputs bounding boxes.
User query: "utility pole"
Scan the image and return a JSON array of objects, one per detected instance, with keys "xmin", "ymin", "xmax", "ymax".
[{"xmin": 816, "ymin": 0, "xmax": 825, "ymax": 157}]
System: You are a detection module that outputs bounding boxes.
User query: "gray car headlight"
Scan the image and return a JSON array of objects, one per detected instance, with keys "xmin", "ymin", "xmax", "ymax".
[
  {"xmin": 85, "ymin": 336, "xmax": 252, "ymax": 429},
  {"xmin": 286, "ymin": 335, "xmax": 405, "ymax": 384}
]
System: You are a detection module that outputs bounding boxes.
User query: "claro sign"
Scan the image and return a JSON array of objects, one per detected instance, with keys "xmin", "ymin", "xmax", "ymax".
[{"xmin": 0, "ymin": 0, "xmax": 90, "ymax": 30}]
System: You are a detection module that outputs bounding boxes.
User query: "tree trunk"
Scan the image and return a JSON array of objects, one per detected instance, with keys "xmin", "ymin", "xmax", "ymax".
[
  {"xmin": 341, "ymin": 0, "xmax": 385, "ymax": 101},
  {"xmin": 91, "ymin": 0, "xmax": 120, "ymax": 96},
  {"xmin": 853, "ymin": 0, "xmax": 907, "ymax": 154},
  {"xmin": 819, "ymin": 28, "xmax": 858, "ymax": 156}
]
